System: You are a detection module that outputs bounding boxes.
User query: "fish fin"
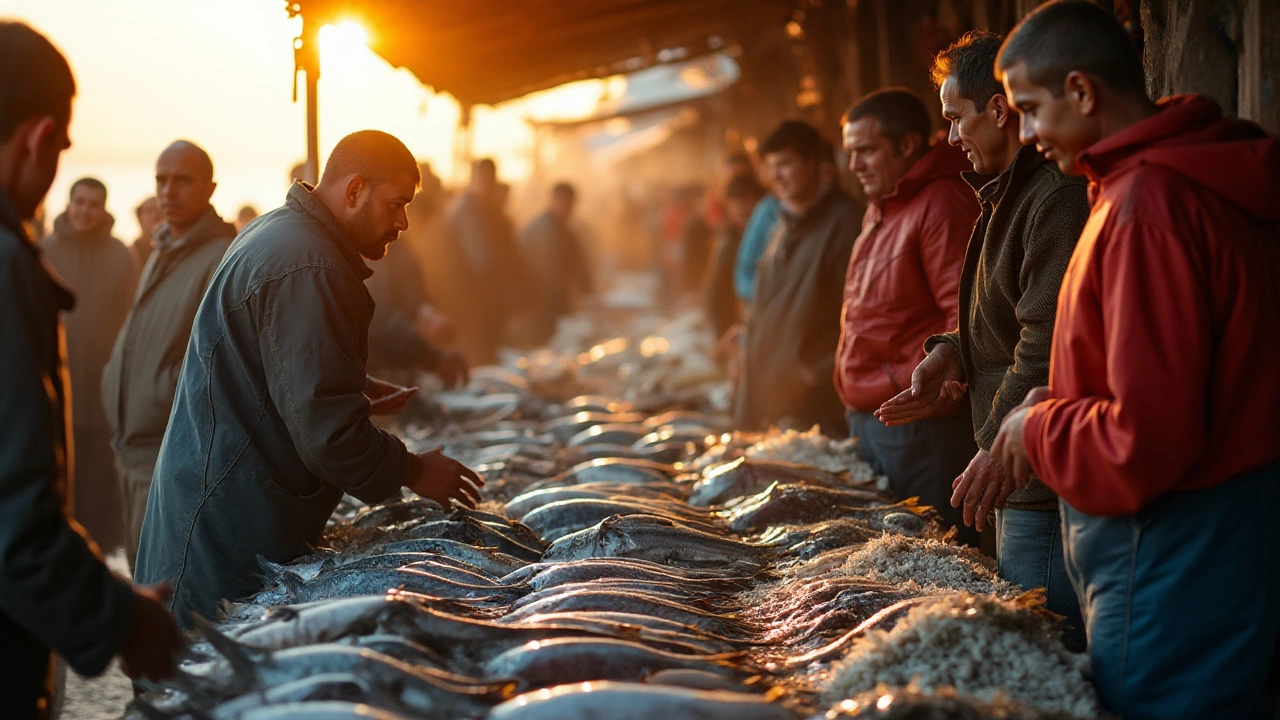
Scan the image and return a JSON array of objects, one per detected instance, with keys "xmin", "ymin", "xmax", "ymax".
[
  {"xmin": 276, "ymin": 568, "xmax": 305, "ymax": 601},
  {"xmin": 899, "ymin": 496, "xmax": 931, "ymax": 515},
  {"xmin": 192, "ymin": 613, "xmax": 267, "ymax": 682},
  {"xmin": 255, "ymin": 553, "xmax": 288, "ymax": 581}
]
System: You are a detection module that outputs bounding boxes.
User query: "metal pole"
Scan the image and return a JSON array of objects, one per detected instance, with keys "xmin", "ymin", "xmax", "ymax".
[{"xmin": 303, "ymin": 16, "xmax": 321, "ymax": 184}]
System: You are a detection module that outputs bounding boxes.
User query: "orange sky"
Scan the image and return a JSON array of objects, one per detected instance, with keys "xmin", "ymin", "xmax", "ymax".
[{"xmin": 1, "ymin": 0, "xmax": 611, "ymax": 237}]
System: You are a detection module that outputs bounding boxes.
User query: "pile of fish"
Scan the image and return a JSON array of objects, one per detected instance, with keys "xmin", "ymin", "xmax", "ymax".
[{"xmin": 128, "ymin": 312, "xmax": 1099, "ymax": 720}]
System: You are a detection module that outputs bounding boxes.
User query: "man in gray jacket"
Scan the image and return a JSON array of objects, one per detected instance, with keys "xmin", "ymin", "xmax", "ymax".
[
  {"xmin": 102, "ymin": 140, "xmax": 235, "ymax": 569},
  {"xmin": 136, "ymin": 130, "xmax": 484, "ymax": 628},
  {"xmin": 877, "ymin": 31, "xmax": 1088, "ymax": 640},
  {"xmin": 0, "ymin": 21, "xmax": 181, "ymax": 716}
]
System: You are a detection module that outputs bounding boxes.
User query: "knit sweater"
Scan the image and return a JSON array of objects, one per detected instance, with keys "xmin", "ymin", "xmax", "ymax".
[{"xmin": 927, "ymin": 145, "xmax": 1088, "ymax": 510}]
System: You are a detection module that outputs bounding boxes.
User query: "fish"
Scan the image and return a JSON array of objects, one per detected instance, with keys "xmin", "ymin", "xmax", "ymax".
[
  {"xmin": 543, "ymin": 412, "xmax": 649, "ymax": 442},
  {"xmin": 567, "ymin": 423, "xmax": 650, "ymax": 448},
  {"xmin": 371, "ymin": 539, "xmax": 528, "ymax": 577},
  {"xmin": 717, "ymin": 485, "xmax": 928, "ymax": 535},
  {"xmin": 500, "ymin": 589, "xmax": 752, "ymax": 638},
  {"xmin": 689, "ymin": 458, "xmax": 868, "ymax": 507},
  {"xmin": 543, "ymin": 514, "xmax": 772, "ymax": 570},
  {"xmin": 505, "ymin": 482, "xmax": 688, "ymax": 520},
  {"xmin": 486, "ymin": 681, "xmax": 799, "ymax": 720},
  {"xmin": 521, "ymin": 498, "xmax": 720, "ymax": 543},
  {"xmin": 482, "ymin": 637, "xmax": 746, "ymax": 690}
]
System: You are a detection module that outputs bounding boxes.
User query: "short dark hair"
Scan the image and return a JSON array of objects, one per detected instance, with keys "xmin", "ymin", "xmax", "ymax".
[
  {"xmin": 472, "ymin": 158, "xmax": 497, "ymax": 180},
  {"xmin": 932, "ymin": 31, "xmax": 1005, "ymax": 109},
  {"xmin": 998, "ymin": 0, "xmax": 1146, "ymax": 98},
  {"xmin": 551, "ymin": 181, "xmax": 576, "ymax": 199},
  {"xmin": 842, "ymin": 88, "xmax": 933, "ymax": 147},
  {"xmin": 320, "ymin": 130, "xmax": 419, "ymax": 188},
  {"xmin": 0, "ymin": 22, "xmax": 76, "ymax": 142},
  {"xmin": 724, "ymin": 172, "xmax": 764, "ymax": 200},
  {"xmin": 69, "ymin": 177, "xmax": 107, "ymax": 200},
  {"xmin": 760, "ymin": 120, "xmax": 825, "ymax": 160}
]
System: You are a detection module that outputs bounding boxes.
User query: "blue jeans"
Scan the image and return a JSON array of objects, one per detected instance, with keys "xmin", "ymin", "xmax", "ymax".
[
  {"xmin": 848, "ymin": 408, "xmax": 979, "ymax": 546},
  {"xmin": 995, "ymin": 505, "xmax": 1084, "ymax": 650},
  {"xmin": 1062, "ymin": 460, "xmax": 1280, "ymax": 720}
]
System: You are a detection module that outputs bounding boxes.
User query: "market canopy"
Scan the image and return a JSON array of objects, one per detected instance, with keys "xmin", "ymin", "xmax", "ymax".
[{"xmin": 292, "ymin": 0, "xmax": 796, "ymax": 107}]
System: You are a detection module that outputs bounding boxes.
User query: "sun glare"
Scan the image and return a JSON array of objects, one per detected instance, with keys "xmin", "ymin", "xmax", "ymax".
[{"xmin": 319, "ymin": 21, "xmax": 371, "ymax": 75}]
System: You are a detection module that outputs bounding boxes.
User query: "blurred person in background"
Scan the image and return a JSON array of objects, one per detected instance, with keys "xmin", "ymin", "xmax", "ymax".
[
  {"xmin": 131, "ymin": 196, "xmax": 160, "ymax": 268},
  {"xmin": 519, "ymin": 181, "xmax": 594, "ymax": 345},
  {"xmin": 41, "ymin": 177, "xmax": 139, "ymax": 554},
  {"xmin": 102, "ymin": 139, "xmax": 236, "ymax": 570},
  {"xmin": 735, "ymin": 121, "xmax": 860, "ymax": 435},
  {"xmin": 0, "ymin": 21, "xmax": 183, "ymax": 715},
  {"xmin": 836, "ymin": 88, "xmax": 979, "ymax": 544},
  {"xmin": 706, "ymin": 171, "xmax": 765, "ymax": 342},
  {"xmin": 235, "ymin": 204, "xmax": 259, "ymax": 233}
]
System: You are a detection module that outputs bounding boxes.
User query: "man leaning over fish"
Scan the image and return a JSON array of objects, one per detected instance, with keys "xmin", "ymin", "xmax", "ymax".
[{"xmin": 136, "ymin": 130, "xmax": 484, "ymax": 628}]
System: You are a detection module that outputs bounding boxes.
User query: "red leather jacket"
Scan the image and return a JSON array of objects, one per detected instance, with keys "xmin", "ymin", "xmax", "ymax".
[
  {"xmin": 1025, "ymin": 95, "xmax": 1280, "ymax": 516},
  {"xmin": 835, "ymin": 142, "xmax": 978, "ymax": 410}
]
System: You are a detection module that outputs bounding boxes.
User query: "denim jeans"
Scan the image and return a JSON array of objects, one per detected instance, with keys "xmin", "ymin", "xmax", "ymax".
[
  {"xmin": 995, "ymin": 505, "xmax": 1084, "ymax": 650},
  {"xmin": 848, "ymin": 408, "xmax": 979, "ymax": 546},
  {"xmin": 1062, "ymin": 459, "xmax": 1280, "ymax": 720}
]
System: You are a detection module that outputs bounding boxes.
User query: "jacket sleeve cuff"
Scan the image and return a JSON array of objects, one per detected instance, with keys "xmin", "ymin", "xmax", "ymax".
[
  {"xmin": 1023, "ymin": 402, "xmax": 1053, "ymax": 492},
  {"xmin": 923, "ymin": 332, "xmax": 965, "ymax": 381},
  {"xmin": 344, "ymin": 433, "xmax": 413, "ymax": 504},
  {"xmin": 67, "ymin": 575, "xmax": 136, "ymax": 677}
]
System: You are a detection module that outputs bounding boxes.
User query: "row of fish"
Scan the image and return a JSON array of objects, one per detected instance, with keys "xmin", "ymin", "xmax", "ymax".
[{"xmin": 129, "ymin": 309, "xmax": 1089, "ymax": 720}]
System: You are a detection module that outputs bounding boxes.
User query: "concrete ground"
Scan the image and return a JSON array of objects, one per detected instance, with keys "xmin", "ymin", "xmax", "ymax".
[{"xmin": 60, "ymin": 549, "xmax": 136, "ymax": 720}]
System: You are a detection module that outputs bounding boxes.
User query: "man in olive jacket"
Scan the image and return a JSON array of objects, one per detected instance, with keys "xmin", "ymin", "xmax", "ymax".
[
  {"xmin": 102, "ymin": 140, "xmax": 235, "ymax": 569},
  {"xmin": 136, "ymin": 131, "xmax": 484, "ymax": 627},
  {"xmin": 878, "ymin": 31, "xmax": 1088, "ymax": 638},
  {"xmin": 0, "ymin": 21, "xmax": 181, "ymax": 716}
]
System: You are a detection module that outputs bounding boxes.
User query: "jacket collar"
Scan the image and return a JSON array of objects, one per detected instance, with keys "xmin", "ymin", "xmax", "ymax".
[
  {"xmin": 876, "ymin": 140, "xmax": 971, "ymax": 210},
  {"xmin": 779, "ymin": 184, "xmax": 843, "ymax": 230},
  {"xmin": 51, "ymin": 211, "xmax": 116, "ymax": 244},
  {"xmin": 963, "ymin": 144, "xmax": 1049, "ymax": 208},
  {"xmin": 154, "ymin": 205, "xmax": 235, "ymax": 253},
  {"xmin": 285, "ymin": 181, "xmax": 372, "ymax": 280}
]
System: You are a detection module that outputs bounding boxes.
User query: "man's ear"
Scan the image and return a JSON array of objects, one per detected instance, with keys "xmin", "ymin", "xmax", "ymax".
[
  {"xmin": 21, "ymin": 115, "xmax": 58, "ymax": 161},
  {"xmin": 1063, "ymin": 70, "xmax": 1097, "ymax": 117},
  {"xmin": 990, "ymin": 94, "xmax": 1014, "ymax": 130},
  {"xmin": 898, "ymin": 131, "xmax": 924, "ymax": 158},
  {"xmin": 343, "ymin": 175, "xmax": 366, "ymax": 208}
]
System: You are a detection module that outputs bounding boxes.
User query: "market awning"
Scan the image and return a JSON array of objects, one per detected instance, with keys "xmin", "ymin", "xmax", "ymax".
[{"xmin": 292, "ymin": 0, "xmax": 795, "ymax": 107}]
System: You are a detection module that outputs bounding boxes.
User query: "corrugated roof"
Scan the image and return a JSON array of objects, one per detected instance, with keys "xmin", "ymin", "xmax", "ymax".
[{"xmin": 295, "ymin": 0, "xmax": 796, "ymax": 106}]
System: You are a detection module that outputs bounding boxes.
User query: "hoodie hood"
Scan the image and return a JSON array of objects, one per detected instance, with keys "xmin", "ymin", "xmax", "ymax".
[
  {"xmin": 1079, "ymin": 95, "xmax": 1279, "ymax": 222},
  {"xmin": 52, "ymin": 210, "xmax": 117, "ymax": 242},
  {"xmin": 880, "ymin": 138, "xmax": 974, "ymax": 208}
]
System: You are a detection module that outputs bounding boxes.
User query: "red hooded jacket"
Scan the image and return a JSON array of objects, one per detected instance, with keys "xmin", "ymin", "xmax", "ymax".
[
  {"xmin": 1025, "ymin": 96, "xmax": 1280, "ymax": 516},
  {"xmin": 835, "ymin": 141, "xmax": 978, "ymax": 410}
]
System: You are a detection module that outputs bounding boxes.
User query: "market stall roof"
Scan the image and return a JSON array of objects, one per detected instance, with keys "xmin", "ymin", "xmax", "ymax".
[{"xmin": 293, "ymin": 0, "xmax": 796, "ymax": 106}]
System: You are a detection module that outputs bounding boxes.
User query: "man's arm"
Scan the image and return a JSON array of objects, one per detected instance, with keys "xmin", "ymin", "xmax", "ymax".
[
  {"xmin": 919, "ymin": 183, "xmax": 976, "ymax": 330},
  {"xmin": 259, "ymin": 267, "xmax": 411, "ymax": 504},
  {"xmin": 976, "ymin": 184, "xmax": 1087, "ymax": 448},
  {"xmin": 1025, "ymin": 222, "xmax": 1211, "ymax": 515},
  {"xmin": 0, "ymin": 254, "xmax": 135, "ymax": 676}
]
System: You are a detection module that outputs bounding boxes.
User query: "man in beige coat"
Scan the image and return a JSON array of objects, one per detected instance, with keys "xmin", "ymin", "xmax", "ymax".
[
  {"xmin": 102, "ymin": 140, "xmax": 235, "ymax": 569},
  {"xmin": 40, "ymin": 177, "xmax": 138, "ymax": 552}
]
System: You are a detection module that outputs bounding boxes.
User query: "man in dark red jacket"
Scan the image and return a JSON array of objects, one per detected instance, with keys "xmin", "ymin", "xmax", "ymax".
[
  {"xmin": 990, "ymin": 2, "xmax": 1280, "ymax": 718},
  {"xmin": 836, "ymin": 88, "xmax": 981, "ymax": 543}
]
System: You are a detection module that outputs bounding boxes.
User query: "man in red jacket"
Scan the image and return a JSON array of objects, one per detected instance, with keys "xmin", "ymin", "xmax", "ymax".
[
  {"xmin": 990, "ymin": 2, "xmax": 1280, "ymax": 718},
  {"xmin": 836, "ymin": 88, "xmax": 981, "ymax": 544}
]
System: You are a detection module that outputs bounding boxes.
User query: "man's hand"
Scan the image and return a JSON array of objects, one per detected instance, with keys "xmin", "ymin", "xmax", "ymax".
[
  {"xmin": 991, "ymin": 386, "xmax": 1051, "ymax": 489},
  {"xmin": 430, "ymin": 350, "xmax": 470, "ymax": 389},
  {"xmin": 406, "ymin": 450, "xmax": 485, "ymax": 509},
  {"xmin": 950, "ymin": 449, "xmax": 1016, "ymax": 532},
  {"xmin": 365, "ymin": 376, "xmax": 418, "ymax": 416},
  {"xmin": 875, "ymin": 343, "xmax": 966, "ymax": 426},
  {"xmin": 118, "ymin": 584, "xmax": 183, "ymax": 681}
]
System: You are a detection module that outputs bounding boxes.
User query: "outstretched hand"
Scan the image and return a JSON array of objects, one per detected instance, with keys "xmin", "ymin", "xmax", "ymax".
[
  {"xmin": 950, "ymin": 450, "xmax": 1016, "ymax": 532},
  {"xmin": 875, "ymin": 344, "xmax": 966, "ymax": 426},
  {"xmin": 406, "ymin": 450, "xmax": 486, "ymax": 509},
  {"xmin": 118, "ymin": 584, "xmax": 183, "ymax": 681},
  {"xmin": 991, "ymin": 386, "xmax": 1052, "ymax": 489}
]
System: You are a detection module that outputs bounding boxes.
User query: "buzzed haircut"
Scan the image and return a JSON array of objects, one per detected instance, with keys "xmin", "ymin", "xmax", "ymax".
[
  {"xmin": 551, "ymin": 181, "xmax": 576, "ymax": 199},
  {"xmin": 843, "ymin": 88, "xmax": 933, "ymax": 148},
  {"xmin": 0, "ymin": 22, "xmax": 76, "ymax": 142},
  {"xmin": 163, "ymin": 140, "xmax": 215, "ymax": 181},
  {"xmin": 70, "ymin": 177, "xmax": 107, "ymax": 200},
  {"xmin": 932, "ymin": 31, "xmax": 1006, "ymax": 110},
  {"xmin": 998, "ymin": 0, "xmax": 1146, "ymax": 99},
  {"xmin": 320, "ymin": 130, "xmax": 419, "ymax": 188},
  {"xmin": 472, "ymin": 158, "xmax": 497, "ymax": 179},
  {"xmin": 760, "ymin": 120, "xmax": 825, "ymax": 161}
]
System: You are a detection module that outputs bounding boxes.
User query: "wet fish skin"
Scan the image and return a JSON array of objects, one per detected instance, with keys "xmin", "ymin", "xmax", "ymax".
[
  {"xmin": 689, "ymin": 458, "xmax": 860, "ymax": 507},
  {"xmin": 521, "ymin": 498, "xmax": 720, "ymax": 543},
  {"xmin": 404, "ymin": 518, "xmax": 544, "ymax": 562},
  {"xmin": 482, "ymin": 637, "xmax": 744, "ymax": 690},
  {"xmin": 282, "ymin": 567, "xmax": 520, "ymax": 604},
  {"xmin": 500, "ymin": 589, "xmax": 752, "ymax": 638},
  {"xmin": 508, "ymin": 558, "xmax": 757, "ymax": 592},
  {"xmin": 567, "ymin": 423, "xmax": 650, "ymax": 448},
  {"xmin": 487, "ymin": 681, "xmax": 799, "ymax": 720},
  {"xmin": 234, "ymin": 700, "xmax": 445, "ymax": 720},
  {"xmin": 543, "ymin": 514, "xmax": 771, "ymax": 570},
  {"xmin": 718, "ymin": 485, "xmax": 925, "ymax": 535},
  {"xmin": 209, "ymin": 674, "xmax": 375, "ymax": 718},
  {"xmin": 373, "ymin": 539, "xmax": 528, "ymax": 577},
  {"xmin": 505, "ymin": 483, "xmax": 687, "ymax": 520}
]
